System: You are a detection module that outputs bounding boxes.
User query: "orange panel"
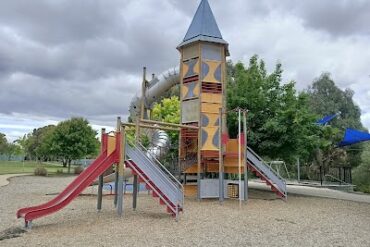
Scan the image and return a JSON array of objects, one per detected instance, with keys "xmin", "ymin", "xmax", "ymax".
[
  {"xmin": 184, "ymin": 184, "xmax": 197, "ymax": 197},
  {"xmin": 202, "ymin": 93, "xmax": 222, "ymax": 104},
  {"xmin": 224, "ymin": 167, "xmax": 245, "ymax": 174},
  {"xmin": 107, "ymin": 136, "xmax": 116, "ymax": 156},
  {"xmin": 184, "ymin": 163, "xmax": 201, "ymax": 174},
  {"xmin": 201, "ymin": 102, "xmax": 221, "ymax": 114}
]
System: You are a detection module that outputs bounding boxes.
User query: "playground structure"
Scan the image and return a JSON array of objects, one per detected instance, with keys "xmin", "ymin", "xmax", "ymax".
[{"xmin": 17, "ymin": 0, "xmax": 287, "ymax": 227}]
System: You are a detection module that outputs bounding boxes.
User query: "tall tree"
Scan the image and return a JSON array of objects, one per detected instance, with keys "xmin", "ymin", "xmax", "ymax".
[
  {"xmin": 0, "ymin": 133, "xmax": 7, "ymax": 154},
  {"xmin": 227, "ymin": 56, "xmax": 318, "ymax": 164},
  {"xmin": 307, "ymin": 73, "xmax": 365, "ymax": 167},
  {"xmin": 51, "ymin": 118, "xmax": 99, "ymax": 173},
  {"xmin": 23, "ymin": 125, "xmax": 56, "ymax": 161}
]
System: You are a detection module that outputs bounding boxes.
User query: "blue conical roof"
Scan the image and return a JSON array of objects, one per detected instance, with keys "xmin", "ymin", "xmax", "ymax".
[{"xmin": 178, "ymin": 0, "xmax": 228, "ymax": 49}]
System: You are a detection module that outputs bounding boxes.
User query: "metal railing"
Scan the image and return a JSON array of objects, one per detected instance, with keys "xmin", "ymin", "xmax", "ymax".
[
  {"xmin": 126, "ymin": 141, "xmax": 183, "ymax": 208},
  {"xmin": 324, "ymin": 174, "xmax": 353, "ymax": 186},
  {"xmin": 136, "ymin": 141, "xmax": 183, "ymax": 192},
  {"xmin": 247, "ymin": 147, "xmax": 287, "ymax": 196}
]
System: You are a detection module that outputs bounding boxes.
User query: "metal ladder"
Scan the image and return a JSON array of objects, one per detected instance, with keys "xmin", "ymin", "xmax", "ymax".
[
  {"xmin": 126, "ymin": 142, "xmax": 184, "ymax": 218},
  {"xmin": 247, "ymin": 147, "xmax": 287, "ymax": 200}
]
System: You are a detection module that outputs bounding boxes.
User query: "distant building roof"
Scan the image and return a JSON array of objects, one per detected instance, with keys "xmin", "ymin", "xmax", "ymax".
[{"xmin": 177, "ymin": 0, "xmax": 228, "ymax": 52}]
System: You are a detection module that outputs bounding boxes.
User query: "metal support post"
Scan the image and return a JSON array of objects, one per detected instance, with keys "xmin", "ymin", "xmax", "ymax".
[
  {"xmin": 219, "ymin": 108, "xmax": 224, "ymax": 203},
  {"xmin": 133, "ymin": 175, "xmax": 138, "ymax": 210},
  {"xmin": 243, "ymin": 111, "xmax": 248, "ymax": 202},
  {"xmin": 97, "ymin": 128, "xmax": 105, "ymax": 211},
  {"xmin": 297, "ymin": 157, "xmax": 300, "ymax": 183},
  {"xmin": 238, "ymin": 109, "xmax": 242, "ymax": 206},
  {"xmin": 116, "ymin": 117, "xmax": 125, "ymax": 216}
]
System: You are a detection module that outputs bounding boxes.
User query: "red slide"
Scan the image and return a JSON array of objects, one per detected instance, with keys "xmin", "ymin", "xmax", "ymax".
[{"xmin": 17, "ymin": 150, "xmax": 117, "ymax": 226}]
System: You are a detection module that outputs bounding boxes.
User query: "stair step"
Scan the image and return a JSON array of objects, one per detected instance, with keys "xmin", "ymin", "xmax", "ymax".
[{"xmin": 159, "ymin": 198, "xmax": 166, "ymax": 205}]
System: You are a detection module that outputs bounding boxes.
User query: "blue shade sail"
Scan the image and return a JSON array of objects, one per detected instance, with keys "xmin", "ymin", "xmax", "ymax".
[
  {"xmin": 338, "ymin": 128, "xmax": 370, "ymax": 147},
  {"xmin": 316, "ymin": 113, "xmax": 339, "ymax": 125}
]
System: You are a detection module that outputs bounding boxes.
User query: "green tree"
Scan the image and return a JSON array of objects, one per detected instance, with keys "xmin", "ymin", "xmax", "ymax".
[
  {"xmin": 35, "ymin": 125, "xmax": 56, "ymax": 161},
  {"xmin": 23, "ymin": 125, "xmax": 56, "ymax": 161},
  {"xmin": 152, "ymin": 96, "xmax": 180, "ymax": 144},
  {"xmin": 0, "ymin": 133, "xmax": 7, "ymax": 154},
  {"xmin": 307, "ymin": 73, "xmax": 365, "ymax": 168},
  {"xmin": 4, "ymin": 142, "xmax": 23, "ymax": 161},
  {"xmin": 227, "ymin": 56, "xmax": 318, "ymax": 165},
  {"xmin": 353, "ymin": 143, "xmax": 370, "ymax": 193},
  {"xmin": 51, "ymin": 117, "xmax": 99, "ymax": 173}
]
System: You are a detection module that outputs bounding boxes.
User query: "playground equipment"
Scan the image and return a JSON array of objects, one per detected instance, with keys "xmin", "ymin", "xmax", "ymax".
[
  {"xmin": 17, "ymin": 122, "xmax": 184, "ymax": 227},
  {"xmin": 17, "ymin": 0, "xmax": 287, "ymax": 227}
]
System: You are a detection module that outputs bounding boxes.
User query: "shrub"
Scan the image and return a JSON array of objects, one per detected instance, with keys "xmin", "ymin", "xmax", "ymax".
[
  {"xmin": 34, "ymin": 167, "xmax": 48, "ymax": 176},
  {"xmin": 56, "ymin": 169, "xmax": 64, "ymax": 174},
  {"xmin": 353, "ymin": 163, "xmax": 370, "ymax": 194},
  {"xmin": 74, "ymin": 166, "xmax": 84, "ymax": 174}
]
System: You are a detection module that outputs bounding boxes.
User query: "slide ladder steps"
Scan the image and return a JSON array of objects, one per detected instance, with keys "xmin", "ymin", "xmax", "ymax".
[
  {"xmin": 247, "ymin": 163, "xmax": 286, "ymax": 199},
  {"xmin": 126, "ymin": 159, "xmax": 183, "ymax": 218},
  {"xmin": 246, "ymin": 147, "xmax": 287, "ymax": 201}
]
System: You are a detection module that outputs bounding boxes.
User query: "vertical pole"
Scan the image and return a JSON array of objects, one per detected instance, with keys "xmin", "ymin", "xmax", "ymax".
[
  {"xmin": 133, "ymin": 175, "xmax": 138, "ymax": 210},
  {"xmin": 141, "ymin": 66, "xmax": 147, "ymax": 120},
  {"xmin": 238, "ymin": 109, "xmax": 242, "ymax": 206},
  {"xmin": 97, "ymin": 128, "xmax": 105, "ymax": 211},
  {"xmin": 320, "ymin": 166, "xmax": 323, "ymax": 186},
  {"xmin": 219, "ymin": 108, "xmax": 224, "ymax": 203},
  {"xmin": 243, "ymin": 111, "xmax": 248, "ymax": 202},
  {"xmin": 297, "ymin": 157, "xmax": 300, "ymax": 183},
  {"xmin": 136, "ymin": 66, "xmax": 147, "ymax": 143},
  {"xmin": 197, "ymin": 126, "xmax": 201, "ymax": 201},
  {"xmin": 114, "ymin": 166, "xmax": 118, "ymax": 207},
  {"xmin": 116, "ymin": 117, "xmax": 125, "ymax": 216}
]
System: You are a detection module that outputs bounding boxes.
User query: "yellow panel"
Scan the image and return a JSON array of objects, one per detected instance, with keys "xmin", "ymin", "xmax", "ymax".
[
  {"xmin": 181, "ymin": 81, "xmax": 199, "ymax": 100},
  {"xmin": 201, "ymin": 102, "xmax": 221, "ymax": 114},
  {"xmin": 107, "ymin": 136, "xmax": 116, "ymax": 156},
  {"xmin": 201, "ymin": 113, "xmax": 219, "ymax": 127},
  {"xmin": 182, "ymin": 59, "xmax": 199, "ymax": 78},
  {"xmin": 183, "ymin": 45, "xmax": 199, "ymax": 60},
  {"xmin": 201, "ymin": 126, "xmax": 219, "ymax": 151},
  {"xmin": 202, "ymin": 60, "xmax": 221, "ymax": 83},
  {"xmin": 202, "ymin": 93, "xmax": 222, "ymax": 104}
]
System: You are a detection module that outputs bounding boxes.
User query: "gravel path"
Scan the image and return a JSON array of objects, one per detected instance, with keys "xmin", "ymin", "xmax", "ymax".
[
  {"xmin": 1, "ymin": 176, "xmax": 370, "ymax": 247},
  {"xmin": 0, "ymin": 174, "xmax": 30, "ymax": 187}
]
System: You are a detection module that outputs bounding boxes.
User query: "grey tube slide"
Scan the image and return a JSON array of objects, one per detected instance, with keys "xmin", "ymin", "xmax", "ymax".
[{"xmin": 93, "ymin": 68, "xmax": 181, "ymax": 185}]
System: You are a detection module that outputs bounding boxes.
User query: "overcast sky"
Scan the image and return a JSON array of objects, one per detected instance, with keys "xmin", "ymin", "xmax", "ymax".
[{"xmin": 0, "ymin": 0, "xmax": 369, "ymax": 141}]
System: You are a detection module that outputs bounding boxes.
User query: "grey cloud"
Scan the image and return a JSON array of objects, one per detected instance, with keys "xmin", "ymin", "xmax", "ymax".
[
  {"xmin": 0, "ymin": 0, "xmax": 369, "ymax": 137},
  {"xmin": 274, "ymin": 0, "xmax": 370, "ymax": 37}
]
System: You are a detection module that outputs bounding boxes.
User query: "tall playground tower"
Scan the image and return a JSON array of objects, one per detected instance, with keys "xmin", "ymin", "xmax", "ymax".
[
  {"xmin": 177, "ymin": 0, "xmax": 228, "ymax": 199},
  {"xmin": 177, "ymin": 0, "xmax": 287, "ymax": 201}
]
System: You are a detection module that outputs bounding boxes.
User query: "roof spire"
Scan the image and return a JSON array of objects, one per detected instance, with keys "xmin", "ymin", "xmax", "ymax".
[{"xmin": 177, "ymin": 0, "xmax": 228, "ymax": 49}]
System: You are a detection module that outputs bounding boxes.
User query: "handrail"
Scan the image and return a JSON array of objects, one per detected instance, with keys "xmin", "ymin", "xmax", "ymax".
[
  {"xmin": 127, "ymin": 146, "xmax": 182, "ymax": 206},
  {"xmin": 135, "ymin": 141, "xmax": 183, "ymax": 191},
  {"xmin": 127, "ymin": 143, "xmax": 184, "ymax": 207},
  {"xmin": 127, "ymin": 160, "xmax": 178, "ymax": 212},
  {"xmin": 247, "ymin": 147, "xmax": 286, "ymax": 183},
  {"xmin": 324, "ymin": 174, "xmax": 353, "ymax": 186}
]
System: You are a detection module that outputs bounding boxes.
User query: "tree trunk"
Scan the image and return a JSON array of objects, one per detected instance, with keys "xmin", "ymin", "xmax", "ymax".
[
  {"xmin": 68, "ymin": 159, "xmax": 71, "ymax": 174},
  {"xmin": 62, "ymin": 158, "xmax": 67, "ymax": 167}
]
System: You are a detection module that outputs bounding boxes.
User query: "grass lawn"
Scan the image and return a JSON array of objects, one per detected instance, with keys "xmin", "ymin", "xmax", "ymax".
[{"xmin": 0, "ymin": 160, "xmax": 78, "ymax": 175}]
